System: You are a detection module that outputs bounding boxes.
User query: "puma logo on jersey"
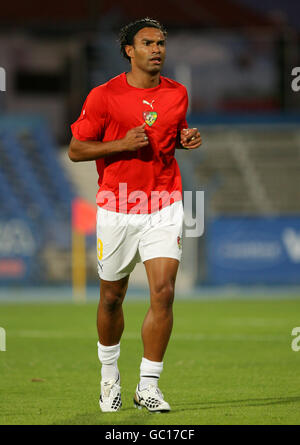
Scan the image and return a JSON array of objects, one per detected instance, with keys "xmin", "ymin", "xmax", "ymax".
[{"xmin": 143, "ymin": 99, "xmax": 155, "ymax": 110}]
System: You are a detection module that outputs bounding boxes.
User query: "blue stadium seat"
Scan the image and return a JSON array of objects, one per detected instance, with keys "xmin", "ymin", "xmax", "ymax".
[{"xmin": 0, "ymin": 115, "xmax": 76, "ymax": 248}]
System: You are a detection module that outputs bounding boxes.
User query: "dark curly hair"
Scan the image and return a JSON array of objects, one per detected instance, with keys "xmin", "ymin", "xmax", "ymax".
[{"xmin": 118, "ymin": 18, "xmax": 167, "ymax": 63}]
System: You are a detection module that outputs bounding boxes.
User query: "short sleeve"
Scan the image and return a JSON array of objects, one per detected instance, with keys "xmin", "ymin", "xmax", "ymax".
[
  {"xmin": 178, "ymin": 87, "xmax": 188, "ymax": 131},
  {"xmin": 71, "ymin": 86, "xmax": 107, "ymax": 141}
]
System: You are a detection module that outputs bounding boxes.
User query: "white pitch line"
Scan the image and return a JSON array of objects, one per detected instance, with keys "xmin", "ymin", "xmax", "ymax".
[{"xmin": 8, "ymin": 330, "xmax": 287, "ymax": 342}]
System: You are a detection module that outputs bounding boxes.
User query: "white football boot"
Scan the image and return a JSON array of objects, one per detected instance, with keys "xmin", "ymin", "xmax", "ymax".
[
  {"xmin": 99, "ymin": 375, "xmax": 122, "ymax": 412},
  {"xmin": 133, "ymin": 384, "xmax": 171, "ymax": 413}
]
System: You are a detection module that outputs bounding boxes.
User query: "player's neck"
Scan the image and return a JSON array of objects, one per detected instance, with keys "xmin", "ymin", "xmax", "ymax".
[{"xmin": 126, "ymin": 70, "xmax": 160, "ymax": 89}]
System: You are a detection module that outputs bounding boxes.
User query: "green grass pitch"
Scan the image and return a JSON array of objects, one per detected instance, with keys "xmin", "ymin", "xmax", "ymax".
[{"xmin": 1, "ymin": 298, "xmax": 300, "ymax": 425}]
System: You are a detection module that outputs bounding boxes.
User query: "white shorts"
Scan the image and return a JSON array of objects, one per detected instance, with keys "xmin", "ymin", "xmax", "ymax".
[{"xmin": 96, "ymin": 201, "xmax": 184, "ymax": 281}]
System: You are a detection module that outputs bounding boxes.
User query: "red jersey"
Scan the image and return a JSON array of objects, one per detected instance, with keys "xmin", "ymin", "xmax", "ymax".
[{"xmin": 71, "ymin": 72, "xmax": 188, "ymax": 214}]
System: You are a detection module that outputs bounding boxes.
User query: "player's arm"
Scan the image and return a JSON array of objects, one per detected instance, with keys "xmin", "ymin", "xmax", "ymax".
[
  {"xmin": 68, "ymin": 124, "xmax": 149, "ymax": 162},
  {"xmin": 178, "ymin": 128, "xmax": 202, "ymax": 150},
  {"xmin": 176, "ymin": 87, "xmax": 201, "ymax": 150}
]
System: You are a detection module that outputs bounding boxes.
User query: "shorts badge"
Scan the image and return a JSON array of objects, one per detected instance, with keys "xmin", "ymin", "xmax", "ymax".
[{"xmin": 177, "ymin": 236, "xmax": 182, "ymax": 250}]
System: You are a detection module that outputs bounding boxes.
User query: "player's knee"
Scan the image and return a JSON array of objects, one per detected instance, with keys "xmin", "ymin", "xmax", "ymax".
[
  {"xmin": 101, "ymin": 290, "xmax": 124, "ymax": 313},
  {"xmin": 151, "ymin": 281, "xmax": 175, "ymax": 310}
]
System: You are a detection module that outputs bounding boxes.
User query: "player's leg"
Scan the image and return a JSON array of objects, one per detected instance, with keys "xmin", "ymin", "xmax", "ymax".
[
  {"xmin": 97, "ymin": 276, "xmax": 129, "ymax": 412},
  {"xmin": 96, "ymin": 207, "xmax": 141, "ymax": 412},
  {"xmin": 134, "ymin": 257, "xmax": 179, "ymax": 412},
  {"xmin": 142, "ymin": 257, "xmax": 179, "ymax": 361},
  {"xmin": 134, "ymin": 201, "xmax": 183, "ymax": 412},
  {"xmin": 96, "ymin": 206, "xmax": 141, "ymax": 410},
  {"xmin": 97, "ymin": 275, "xmax": 129, "ymax": 346}
]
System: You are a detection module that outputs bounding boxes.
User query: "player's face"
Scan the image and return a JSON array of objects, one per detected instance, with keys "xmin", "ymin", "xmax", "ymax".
[{"xmin": 127, "ymin": 27, "xmax": 166, "ymax": 74}]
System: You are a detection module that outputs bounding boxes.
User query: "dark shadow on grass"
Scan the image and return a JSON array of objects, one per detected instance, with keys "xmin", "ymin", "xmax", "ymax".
[
  {"xmin": 54, "ymin": 407, "xmax": 173, "ymax": 426},
  {"xmin": 52, "ymin": 396, "xmax": 300, "ymax": 425},
  {"xmin": 172, "ymin": 395, "xmax": 300, "ymax": 412}
]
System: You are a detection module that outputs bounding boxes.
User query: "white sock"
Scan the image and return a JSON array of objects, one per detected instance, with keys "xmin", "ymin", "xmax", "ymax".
[
  {"xmin": 97, "ymin": 341, "xmax": 120, "ymax": 382},
  {"xmin": 139, "ymin": 357, "xmax": 163, "ymax": 390}
]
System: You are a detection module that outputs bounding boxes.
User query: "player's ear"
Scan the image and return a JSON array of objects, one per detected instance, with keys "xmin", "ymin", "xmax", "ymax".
[{"xmin": 125, "ymin": 45, "xmax": 134, "ymax": 60}]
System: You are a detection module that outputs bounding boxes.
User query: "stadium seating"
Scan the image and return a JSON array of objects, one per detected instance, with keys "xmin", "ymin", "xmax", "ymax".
[
  {"xmin": 193, "ymin": 121, "xmax": 300, "ymax": 215},
  {"xmin": 0, "ymin": 115, "xmax": 75, "ymax": 242}
]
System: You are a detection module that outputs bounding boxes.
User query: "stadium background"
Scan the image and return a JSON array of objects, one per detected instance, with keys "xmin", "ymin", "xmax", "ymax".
[{"xmin": 0, "ymin": 0, "xmax": 299, "ymax": 299}]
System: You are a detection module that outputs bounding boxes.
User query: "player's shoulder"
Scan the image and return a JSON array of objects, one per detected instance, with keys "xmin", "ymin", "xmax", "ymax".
[
  {"xmin": 161, "ymin": 76, "xmax": 187, "ymax": 94},
  {"xmin": 97, "ymin": 73, "xmax": 124, "ymax": 94},
  {"xmin": 85, "ymin": 84, "xmax": 107, "ymax": 107},
  {"xmin": 87, "ymin": 74, "xmax": 123, "ymax": 98}
]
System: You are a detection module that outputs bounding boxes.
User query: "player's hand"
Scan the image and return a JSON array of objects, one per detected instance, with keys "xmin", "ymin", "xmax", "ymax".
[
  {"xmin": 122, "ymin": 123, "xmax": 149, "ymax": 151},
  {"xmin": 180, "ymin": 128, "xmax": 202, "ymax": 150}
]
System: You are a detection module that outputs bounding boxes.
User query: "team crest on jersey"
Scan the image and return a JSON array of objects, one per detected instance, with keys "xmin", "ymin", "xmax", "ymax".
[{"xmin": 143, "ymin": 111, "xmax": 157, "ymax": 126}]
